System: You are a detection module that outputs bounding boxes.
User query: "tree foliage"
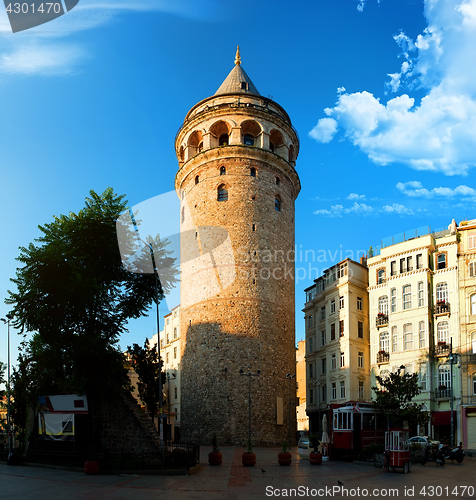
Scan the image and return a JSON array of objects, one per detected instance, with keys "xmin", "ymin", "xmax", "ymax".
[
  {"xmin": 372, "ymin": 369, "xmax": 430, "ymax": 428},
  {"xmin": 127, "ymin": 338, "xmax": 165, "ymax": 424},
  {"xmin": 6, "ymin": 188, "xmax": 177, "ymax": 408}
]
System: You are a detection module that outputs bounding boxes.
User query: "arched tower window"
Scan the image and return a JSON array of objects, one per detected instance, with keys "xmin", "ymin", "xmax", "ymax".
[
  {"xmin": 275, "ymin": 196, "xmax": 281, "ymax": 212},
  {"xmin": 195, "ymin": 175, "xmax": 199, "ymax": 184},
  {"xmin": 250, "ymin": 167, "xmax": 256, "ymax": 177},
  {"xmin": 289, "ymin": 144, "xmax": 295, "ymax": 162},
  {"xmin": 217, "ymin": 184, "xmax": 228, "ymax": 201},
  {"xmin": 244, "ymin": 134, "xmax": 254, "ymax": 146},
  {"xmin": 269, "ymin": 129, "xmax": 284, "ymax": 154},
  {"xmin": 210, "ymin": 120, "xmax": 231, "ymax": 148},
  {"xmin": 179, "ymin": 146, "xmax": 185, "ymax": 161},
  {"xmin": 219, "ymin": 134, "xmax": 229, "ymax": 146},
  {"xmin": 187, "ymin": 130, "xmax": 203, "ymax": 157},
  {"xmin": 241, "ymin": 120, "xmax": 261, "ymax": 147},
  {"xmin": 220, "ymin": 166, "xmax": 226, "ymax": 175},
  {"xmin": 276, "ymin": 177, "xmax": 280, "ymax": 186}
]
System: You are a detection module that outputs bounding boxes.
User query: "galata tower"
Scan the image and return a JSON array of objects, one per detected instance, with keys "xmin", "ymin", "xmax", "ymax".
[{"xmin": 175, "ymin": 47, "xmax": 300, "ymax": 445}]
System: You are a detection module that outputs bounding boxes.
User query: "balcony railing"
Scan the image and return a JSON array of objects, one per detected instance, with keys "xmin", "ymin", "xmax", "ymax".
[
  {"xmin": 433, "ymin": 342, "xmax": 451, "ymax": 357},
  {"xmin": 377, "ymin": 351, "xmax": 390, "ymax": 364},
  {"xmin": 435, "ymin": 302, "xmax": 450, "ymax": 316},
  {"xmin": 376, "ymin": 314, "xmax": 389, "ymax": 327},
  {"xmin": 435, "ymin": 387, "xmax": 451, "ymax": 399}
]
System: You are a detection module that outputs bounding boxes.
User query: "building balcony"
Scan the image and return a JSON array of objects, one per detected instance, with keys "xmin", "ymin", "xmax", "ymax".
[
  {"xmin": 435, "ymin": 387, "xmax": 451, "ymax": 399},
  {"xmin": 376, "ymin": 314, "xmax": 389, "ymax": 328},
  {"xmin": 435, "ymin": 301, "xmax": 450, "ymax": 316},
  {"xmin": 377, "ymin": 351, "xmax": 390, "ymax": 365},
  {"xmin": 433, "ymin": 342, "xmax": 451, "ymax": 358}
]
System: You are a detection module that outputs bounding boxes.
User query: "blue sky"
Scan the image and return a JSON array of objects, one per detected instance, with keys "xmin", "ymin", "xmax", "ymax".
[{"xmin": 1, "ymin": 0, "xmax": 476, "ymax": 369}]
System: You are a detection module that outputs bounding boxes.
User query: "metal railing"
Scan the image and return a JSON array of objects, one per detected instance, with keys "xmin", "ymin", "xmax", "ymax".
[
  {"xmin": 376, "ymin": 315, "xmax": 389, "ymax": 327},
  {"xmin": 377, "ymin": 351, "xmax": 390, "ymax": 364}
]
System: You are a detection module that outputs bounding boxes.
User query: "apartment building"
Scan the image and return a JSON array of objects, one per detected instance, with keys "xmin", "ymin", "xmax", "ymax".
[
  {"xmin": 303, "ymin": 258, "xmax": 370, "ymax": 433},
  {"xmin": 296, "ymin": 340, "xmax": 309, "ymax": 432},
  {"xmin": 368, "ymin": 223, "xmax": 460, "ymax": 443}
]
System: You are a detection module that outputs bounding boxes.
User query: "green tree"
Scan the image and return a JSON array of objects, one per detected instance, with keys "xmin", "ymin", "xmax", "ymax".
[
  {"xmin": 5, "ymin": 188, "xmax": 177, "ymax": 435},
  {"xmin": 127, "ymin": 338, "xmax": 165, "ymax": 425},
  {"xmin": 372, "ymin": 368, "xmax": 429, "ymax": 429}
]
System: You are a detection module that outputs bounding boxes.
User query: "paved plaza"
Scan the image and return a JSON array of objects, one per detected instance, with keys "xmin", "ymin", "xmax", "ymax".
[{"xmin": 1, "ymin": 447, "xmax": 475, "ymax": 499}]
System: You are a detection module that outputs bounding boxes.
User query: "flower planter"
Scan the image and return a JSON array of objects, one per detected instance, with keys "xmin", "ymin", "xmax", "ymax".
[
  {"xmin": 208, "ymin": 451, "xmax": 223, "ymax": 465},
  {"xmin": 84, "ymin": 460, "xmax": 100, "ymax": 475},
  {"xmin": 242, "ymin": 452, "xmax": 256, "ymax": 467},
  {"xmin": 278, "ymin": 451, "xmax": 292, "ymax": 466},
  {"xmin": 309, "ymin": 451, "xmax": 322, "ymax": 465}
]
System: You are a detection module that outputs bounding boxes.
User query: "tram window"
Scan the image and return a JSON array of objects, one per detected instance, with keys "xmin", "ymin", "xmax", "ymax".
[
  {"xmin": 334, "ymin": 414, "xmax": 338, "ymax": 430},
  {"xmin": 363, "ymin": 413, "xmax": 374, "ymax": 430},
  {"xmin": 376, "ymin": 414, "xmax": 386, "ymax": 430}
]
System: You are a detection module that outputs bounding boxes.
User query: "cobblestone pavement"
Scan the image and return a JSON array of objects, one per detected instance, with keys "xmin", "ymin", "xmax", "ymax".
[{"xmin": 1, "ymin": 447, "xmax": 475, "ymax": 499}]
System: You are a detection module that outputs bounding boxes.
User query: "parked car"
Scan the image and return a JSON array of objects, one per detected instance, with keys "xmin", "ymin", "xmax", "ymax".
[
  {"xmin": 298, "ymin": 435, "xmax": 311, "ymax": 459},
  {"xmin": 409, "ymin": 436, "xmax": 439, "ymax": 449}
]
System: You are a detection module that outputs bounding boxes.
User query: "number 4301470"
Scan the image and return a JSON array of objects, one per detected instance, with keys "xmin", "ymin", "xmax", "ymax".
[{"xmin": 6, "ymin": 3, "xmax": 61, "ymax": 14}]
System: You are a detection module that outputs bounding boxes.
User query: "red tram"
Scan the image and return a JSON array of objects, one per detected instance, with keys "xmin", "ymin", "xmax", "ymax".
[{"xmin": 327, "ymin": 402, "xmax": 386, "ymax": 458}]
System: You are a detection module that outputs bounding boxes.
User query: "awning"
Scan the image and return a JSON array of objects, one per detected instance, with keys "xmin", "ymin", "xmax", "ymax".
[{"xmin": 432, "ymin": 411, "xmax": 456, "ymax": 426}]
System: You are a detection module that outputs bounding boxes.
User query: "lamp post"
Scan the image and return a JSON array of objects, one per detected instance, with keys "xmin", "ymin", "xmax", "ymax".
[
  {"xmin": 286, "ymin": 373, "xmax": 295, "ymax": 449},
  {"xmin": 240, "ymin": 369, "xmax": 260, "ymax": 448},
  {"xmin": 1, "ymin": 313, "xmax": 13, "ymax": 455},
  {"xmin": 448, "ymin": 339, "xmax": 460, "ymax": 448}
]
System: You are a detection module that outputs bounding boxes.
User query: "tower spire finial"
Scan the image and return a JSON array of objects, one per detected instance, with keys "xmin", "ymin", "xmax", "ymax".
[{"xmin": 235, "ymin": 45, "xmax": 241, "ymax": 66}]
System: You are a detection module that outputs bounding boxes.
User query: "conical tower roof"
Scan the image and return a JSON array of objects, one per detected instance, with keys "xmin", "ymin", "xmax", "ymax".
[{"xmin": 214, "ymin": 46, "xmax": 260, "ymax": 96}]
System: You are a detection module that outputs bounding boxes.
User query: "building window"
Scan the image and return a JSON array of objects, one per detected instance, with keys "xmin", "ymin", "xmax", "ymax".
[
  {"xmin": 339, "ymin": 296, "xmax": 344, "ymax": 309},
  {"xmin": 469, "ymin": 233, "xmax": 476, "ymax": 249},
  {"xmin": 416, "ymin": 253, "xmax": 423, "ymax": 269},
  {"xmin": 322, "ymin": 384, "xmax": 327, "ymax": 402},
  {"xmin": 276, "ymin": 177, "xmax": 280, "ymax": 185},
  {"xmin": 175, "ymin": 387, "xmax": 178, "ymax": 400},
  {"xmin": 391, "ymin": 260, "xmax": 396, "ymax": 276},
  {"xmin": 358, "ymin": 351, "xmax": 363, "ymax": 368},
  {"xmin": 331, "ymin": 354, "xmax": 336, "ymax": 370},
  {"xmin": 275, "ymin": 197, "xmax": 281, "ymax": 212},
  {"xmin": 331, "ymin": 323, "xmax": 336, "ymax": 341},
  {"xmin": 340, "ymin": 381, "xmax": 345, "ymax": 399},
  {"xmin": 321, "ymin": 306, "xmax": 326, "ymax": 320},
  {"xmin": 392, "ymin": 326, "xmax": 398, "ymax": 352},
  {"xmin": 404, "ymin": 323, "xmax": 413, "ymax": 351},
  {"xmin": 473, "ymin": 373, "xmax": 476, "ymax": 395},
  {"xmin": 217, "ymin": 184, "xmax": 228, "ymax": 201},
  {"xmin": 195, "ymin": 175, "xmax": 199, "ymax": 184},
  {"xmin": 357, "ymin": 296, "xmax": 363, "ymax": 311},
  {"xmin": 471, "ymin": 294, "xmax": 476, "ymax": 315},
  {"xmin": 438, "ymin": 363, "xmax": 450, "ymax": 388},
  {"xmin": 437, "ymin": 321, "xmax": 449, "ymax": 344},
  {"xmin": 309, "ymin": 388, "xmax": 314, "ymax": 405},
  {"xmin": 437, "ymin": 253, "xmax": 446, "ymax": 270},
  {"xmin": 359, "ymin": 381, "xmax": 364, "ymax": 399},
  {"xmin": 339, "ymin": 320, "xmax": 344, "ymax": 337},
  {"xmin": 390, "ymin": 288, "xmax": 396, "ymax": 313},
  {"xmin": 174, "ymin": 310, "xmax": 178, "ymax": 317},
  {"xmin": 330, "ymin": 300, "xmax": 336, "ymax": 314},
  {"xmin": 419, "ymin": 321, "xmax": 425, "ymax": 348},
  {"xmin": 338, "ymin": 263, "xmax": 347, "ymax": 278},
  {"xmin": 378, "ymin": 295, "xmax": 389, "ymax": 315},
  {"xmin": 377, "ymin": 268, "xmax": 386, "ymax": 284},
  {"xmin": 436, "ymin": 282, "xmax": 448, "ymax": 303},
  {"xmin": 174, "ymin": 327, "xmax": 177, "ymax": 339},
  {"xmin": 470, "ymin": 262, "xmax": 476, "ymax": 278},
  {"xmin": 220, "ymin": 166, "xmax": 226, "ymax": 175},
  {"xmin": 250, "ymin": 167, "xmax": 256, "ymax": 177},
  {"xmin": 174, "ymin": 346, "xmax": 177, "ymax": 359},
  {"xmin": 166, "ymin": 333, "xmax": 169, "ymax": 343},
  {"xmin": 321, "ymin": 330, "xmax": 326, "ymax": 346},
  {"xmin": 243, "ymin": 134, "xmax": 254, "ymax": 145},
  {"xmin": 358, "ymin": 321, "xmax": 363, "ymax": 339},
  {"xmin": 308, "ymin": 315, "xmax": 313, "ymax": 328},
  {"xmin": 166, "ymin": 352, "xmax": 169, "ymax": 363},
  {"xmin": 167, "ymin": 318, "xmax": 170, "ymax": 325},
  {"xmin": 380, "ymin": 331, "xmax": 389, "ymax": 352},
  {"xmin": 407, "ymin": 256, "xmax": 413, "ymax": 271},
  {"xmin": 340, "ymin": 351, "xmax": 345, "ymax": 368},
  {"xmin": 331, "ymin": 383, "xmax": 337, "ymax": 400},
  {"xmin": 219, "ymin": 133, "xmax": 229, "ymax": 146},
  {"xmin": 309, "ymin": 363, "xmax": 314, "ymax": 378},
  {"xmin": 420, "ymin": 363, "xmax": 427, "ymax": 391},
  {"xmin": 403, "ymin": 285, "xmax": 412, "ymax": 310},
  {"xmin": 418, "ymin": 281, "xmax": 424, "ymax": 307},
  {"xmin": 321, "ymin": 358, "xmax": 327, "ymax": 374},
  {"xmin": 160, "ymin": 339, "xmax": 164, "ymax": 348}
]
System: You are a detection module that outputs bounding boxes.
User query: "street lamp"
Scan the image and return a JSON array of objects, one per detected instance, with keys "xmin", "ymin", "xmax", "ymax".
[
  {"xmin": 1, "ymin": 313, "xmax": 13, "ymax": 456},
  {"xmin": 286, "ymin": 373, "xmax": 295, "ymax": 449},
  {"xmin": 240, "ymin": 369, "xmax": 260, "ymax": 448}
]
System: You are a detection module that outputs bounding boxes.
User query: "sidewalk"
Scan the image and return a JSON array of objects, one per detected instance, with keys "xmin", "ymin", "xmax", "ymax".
[{"xmin": 1, "ymin": 446, "xmax": 475, "ymax": 499}]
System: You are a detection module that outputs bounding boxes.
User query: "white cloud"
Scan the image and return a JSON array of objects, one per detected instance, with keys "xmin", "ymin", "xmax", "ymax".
[
  {"xmin": 382, "ymin": 203, "xmax": 414, "ymax": 215},
  {"xmin": 310, "ymin": 0, "xmax": 476, "ymax": 176},
  {"xmin": 347, "ymin": 193, "xmax": 366, "ymax": 200},
  {"xmin": 314, "ymin": 200, "xmax": 416, "ymax": 218},
  {"xmin": 357, "ymin": 0, "xmax": 366, "ymax": 12},
  {"xmin": 397, "ymin": 181, "xmax": 476, "ymax": 197}
]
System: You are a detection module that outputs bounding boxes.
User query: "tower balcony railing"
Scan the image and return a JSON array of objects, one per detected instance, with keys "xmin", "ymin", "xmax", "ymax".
[
  {"xmin": 377, "ymin": 351, "xmax": 390, "ymax": 365},
  {"xmin": 435, "ymin": 387, "xmax": 451, "ymax": 399},
  {"xmin": 376, "ymin": 314, "xmax": 389, "ymax": 328},
  {"xmin": 435, "ymin": 301, "xmax": 450, "ymax": 316},
  {"xmin": 433, "ymin": 342, "xmax": 451, "ymax": 358}
]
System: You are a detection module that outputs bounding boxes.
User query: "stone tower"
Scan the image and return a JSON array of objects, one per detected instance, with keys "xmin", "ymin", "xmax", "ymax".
[{"xmin": 175, "ymin": 48, "xmax": 300, "ymax": 445}]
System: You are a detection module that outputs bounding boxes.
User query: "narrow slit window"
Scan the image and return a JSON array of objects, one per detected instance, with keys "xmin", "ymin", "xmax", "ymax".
[
  {"xmin": 275, "ymin": 197, "xmax": 281, "ymax": 212},
  {"xmin": 218, "ymin": 184, "xmax": 228, "ymax": 201}
]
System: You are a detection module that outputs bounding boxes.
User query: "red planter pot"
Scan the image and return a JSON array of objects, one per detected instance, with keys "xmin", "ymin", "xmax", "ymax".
[
  {"xmin": 278, "ymin": 451, "xmax": 292, "ymax": 465},
  {"xmin": 208, "ymin": 451, "xmax": 223, "ymax": 465},
  {"xmin": 242, "ymin": 452, "xmax": 256, "ymax": 467},
  {"xmin": 309, "ymin": 452, "xmax": 322, "ymax": 465},
  {"xmin": 84, "ymin": 460, "xmax": 100, "ymax": 475}
]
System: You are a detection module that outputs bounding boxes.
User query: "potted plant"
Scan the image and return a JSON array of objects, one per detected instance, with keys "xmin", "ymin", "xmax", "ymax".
[
  {"xmin": 309, "ymin": 434, "xmax": 322, "ymax": 465},
  {"xmin": 437, "ymin": 341, "xmax": 446, "ymax": 346},
  {"xmin": 242, "ymin": 439, "xmax": 256, "ymax": 467},
  {"xmin": 278, "ymin": 442, "xmax": 292, "ymax": 466},
  {"xmin": 208, "ymin": 433, "xmax": 222, "ymax": 465}
]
